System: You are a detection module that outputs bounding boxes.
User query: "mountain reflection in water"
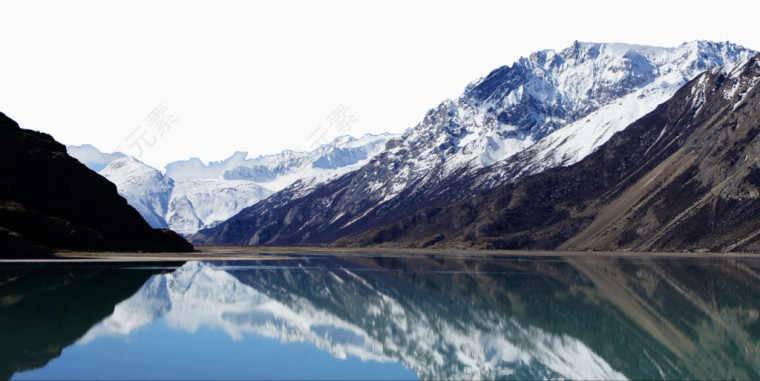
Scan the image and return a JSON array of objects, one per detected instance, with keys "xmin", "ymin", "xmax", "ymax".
[{"xmin": 4, "ymin": 255, "xmax": 760, "ymax": 380}]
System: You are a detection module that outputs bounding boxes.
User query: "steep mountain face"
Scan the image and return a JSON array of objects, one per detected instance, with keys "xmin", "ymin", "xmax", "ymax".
[
  {"xmin": 0, "ymin": 113, "xmax": 193, "ymax": 256},
  {"xmin": 70, "ymin": 134, "xmax": 394, "ymax": 235},
  {"xmin": 342, "ymin": 54, "xmax": 760, "ymax": 252},
  {"xmin": 194, "ymin": 41, "xmax": 755, "ymax": 246}
]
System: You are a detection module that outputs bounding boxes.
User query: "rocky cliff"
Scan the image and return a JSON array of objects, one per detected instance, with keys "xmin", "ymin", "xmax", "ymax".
[{"xmin": 0, "ymin": 113, "xmax": 193, "ymax": 256}]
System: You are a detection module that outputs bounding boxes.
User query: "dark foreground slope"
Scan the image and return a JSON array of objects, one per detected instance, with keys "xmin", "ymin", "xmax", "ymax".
[
  {"xmin": 340, "ymin": 55, "xmax": 760, "ymax": 252},
  {"xmin": 0, "ymin": 113, "xmax": 193, "ymax": 256}
]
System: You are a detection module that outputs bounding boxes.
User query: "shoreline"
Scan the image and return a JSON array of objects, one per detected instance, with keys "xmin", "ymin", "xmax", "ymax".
[{"xmin": 2, "ymin": 245, "xmax": 760, "ymax": 263}]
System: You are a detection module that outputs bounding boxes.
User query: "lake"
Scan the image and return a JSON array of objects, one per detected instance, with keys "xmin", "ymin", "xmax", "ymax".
[{"xmin": 2, "ymin": 253, "xmax": 760, "ymax": 380}]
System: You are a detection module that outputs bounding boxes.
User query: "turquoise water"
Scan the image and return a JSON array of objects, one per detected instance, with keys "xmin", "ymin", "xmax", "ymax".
[{"xmin": 3, "ymin": 255, "xmax": 760, "ymax": 380}]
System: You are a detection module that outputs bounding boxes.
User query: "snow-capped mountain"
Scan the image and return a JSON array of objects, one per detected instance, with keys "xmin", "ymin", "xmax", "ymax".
[
  {"xmin": 80, "ymin": 261, "xmax": 626, "ymax": 380},
  {"xmin": 341, "ymin": 54, "xmax": 760, "ymax": 251},
  {"xmin": 196, "ymin": 40, "xmax": 755, "ymax": 246},
  {"xmin": 68, "ymin": 133, "xmax": 396, "ymax": 235},
  {"xmin": 98, "ymin": 157, "xmax": 272, "ymax": 234},
  {"xmin": 471, "ymin": 41, "xmax": 757, "ymax": 186}
]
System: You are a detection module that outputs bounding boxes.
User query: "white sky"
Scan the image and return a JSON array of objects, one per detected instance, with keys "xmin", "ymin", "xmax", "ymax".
[{"xmin": 1, "ymin": 0, "xmax": 758, "ymax": 169}]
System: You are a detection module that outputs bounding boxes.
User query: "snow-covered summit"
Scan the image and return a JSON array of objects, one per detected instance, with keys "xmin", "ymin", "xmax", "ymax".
[
  {"xmin": 470, "ymin": 41, "xmax": 756, "ymax": 183},
  {"xmin": 459, "ymin": 40, "xmax": 750, "ymax": 163}
]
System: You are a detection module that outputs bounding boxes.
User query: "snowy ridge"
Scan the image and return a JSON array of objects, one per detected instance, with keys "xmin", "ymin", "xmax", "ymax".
[
  {"xmin": 67, "ymin": 144, "xmax": 126, "ymax": 172},
  {"xmin": 375, "ymin": 40, "xmax": 755, "ymax": 203},
  {"xmin": 491, "ymin": 41, "xmax": 757, "ymax": 177},
  {"xmin": 164, "ymin": 133, "xmax": 396, "ymax": 192},
  {"xmin": 80, "ymin": 262, "xmax": 626, "ymax": 380}
]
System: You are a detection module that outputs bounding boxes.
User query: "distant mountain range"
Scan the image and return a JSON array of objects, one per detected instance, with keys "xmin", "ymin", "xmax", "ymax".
[{"xmin": 68, "ymin": 134, "xmax": 395, "ymax": 235}]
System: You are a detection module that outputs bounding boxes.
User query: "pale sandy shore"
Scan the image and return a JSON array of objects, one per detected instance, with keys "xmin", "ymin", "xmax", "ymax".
[{"xmin": 1, "ymin": 245, "xmax": 760, "ymax": 263}]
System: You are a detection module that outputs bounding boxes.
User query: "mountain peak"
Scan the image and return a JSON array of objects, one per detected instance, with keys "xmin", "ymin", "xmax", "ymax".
[{"xmin": 102, "ymin": 156, "xmax": 166, "ymax": 180}]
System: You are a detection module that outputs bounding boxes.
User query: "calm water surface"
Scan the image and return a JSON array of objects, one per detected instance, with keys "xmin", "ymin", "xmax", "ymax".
[{"xmin": 2, "ymin": 254, "xmax": 760, "ymax": 380}]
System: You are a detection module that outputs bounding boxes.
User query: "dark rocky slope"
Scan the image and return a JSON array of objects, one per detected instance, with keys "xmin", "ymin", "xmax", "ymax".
[
  {"xmin": 339, "ymin": 55, "xmax": 760, "ymax": 252},
  {"xmin": 0, "ymin": 113, "xmax": 193, "ymax": 256}
]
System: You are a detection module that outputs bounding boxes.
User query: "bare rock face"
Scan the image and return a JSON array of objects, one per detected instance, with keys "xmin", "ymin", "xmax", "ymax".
[
  {"xmin": 342, "ymin": 55, "xmax": 760, "ymax": 252},
  {"xmin": 0, "ymin": 113, "xmax": 193, "ymax": 257}
]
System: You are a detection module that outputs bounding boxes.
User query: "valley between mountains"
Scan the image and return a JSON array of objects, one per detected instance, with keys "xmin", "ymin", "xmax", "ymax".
[{"xmin": 8, "ymin": 40, "xmax": 760, "ymax": 256}]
